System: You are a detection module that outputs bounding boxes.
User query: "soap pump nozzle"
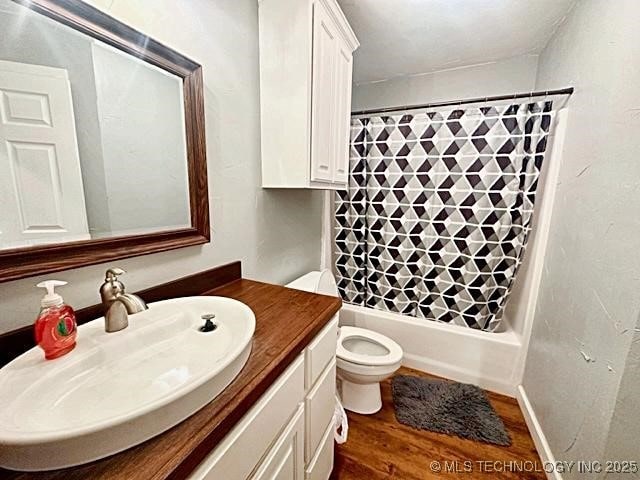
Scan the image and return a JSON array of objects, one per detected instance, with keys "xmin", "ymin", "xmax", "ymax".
[{"xmin": 36, "ymin": 280, "xmax": 67, "ymax": 308}]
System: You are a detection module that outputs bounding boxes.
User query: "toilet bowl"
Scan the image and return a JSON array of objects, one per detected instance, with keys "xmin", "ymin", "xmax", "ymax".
[
  {"xmin": 285, "ymin": 269, "xmax": 404, "ymax": 415},
  {"xmin": 336, "ymin": 326, "xmax": 403, "ymax": 414}
]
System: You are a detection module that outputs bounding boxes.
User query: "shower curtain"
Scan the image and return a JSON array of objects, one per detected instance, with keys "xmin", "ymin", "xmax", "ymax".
[{"xmin": 334, "ymin": 100, "xmax": 555, "ymax": 331}]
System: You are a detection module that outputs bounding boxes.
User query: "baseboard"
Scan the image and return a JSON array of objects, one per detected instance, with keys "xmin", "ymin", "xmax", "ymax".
[
  {"xmin": 403, "ymin": 353, "xmax": 517, "ymax": 397},
  {"xmin": 516, "ymin": 385, "xmax": 561, "ymax": 480}
]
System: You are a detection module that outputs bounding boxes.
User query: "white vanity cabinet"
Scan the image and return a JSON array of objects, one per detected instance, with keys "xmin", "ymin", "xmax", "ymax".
[
  {"xmin": 259, "ymin": 0, "xmax": 359, "ymax": 189},
  {"xmin": 189, "ymin": 316, "xmax": 339, "ymax": 480}
]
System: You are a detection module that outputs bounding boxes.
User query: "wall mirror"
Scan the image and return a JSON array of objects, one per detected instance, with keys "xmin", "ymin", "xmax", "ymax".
[{"xmin": 0, "ymin": 0, "xmax": 208, "ymax": 282}]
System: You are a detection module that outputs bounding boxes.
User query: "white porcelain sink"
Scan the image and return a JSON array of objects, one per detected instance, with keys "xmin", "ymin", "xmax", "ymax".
[{"xmin": 0, "ymin": 296, "xmax": 255, "ymax": 472}]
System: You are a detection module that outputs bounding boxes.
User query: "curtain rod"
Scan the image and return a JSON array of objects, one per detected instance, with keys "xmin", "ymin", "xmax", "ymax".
[{"xmin": 351, "ymin": 87, "xmax": 574, "ymax": 116}]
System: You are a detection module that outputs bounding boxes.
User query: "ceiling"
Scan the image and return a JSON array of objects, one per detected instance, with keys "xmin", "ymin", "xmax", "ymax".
[{"xmin": 338, "ymin": 0, "xmax": 576, "ymax": 84}]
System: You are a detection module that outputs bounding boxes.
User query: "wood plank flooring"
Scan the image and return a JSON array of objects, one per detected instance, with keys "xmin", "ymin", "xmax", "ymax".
[{"xmin": 331, "ymin": 367, "xmax": 545, "ymax": 480}]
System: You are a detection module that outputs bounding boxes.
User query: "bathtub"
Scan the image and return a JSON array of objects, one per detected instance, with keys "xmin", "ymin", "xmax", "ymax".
[{"xmin": 339, "ymin": 304, "xmax": 522, "ymax": 396}]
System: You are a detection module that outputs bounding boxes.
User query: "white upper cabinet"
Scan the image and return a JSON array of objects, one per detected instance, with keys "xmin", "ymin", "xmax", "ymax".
[
  {"xmin": 309, "ymin": 1, "xmax": 338, "ymax": 184},
  {"xmin": 333, "ymin": 39, "xmax": 353, "ymax": 185},
  {"xmin": 259, "ymin": 0, "xmax": 359, "ymax": 189}
]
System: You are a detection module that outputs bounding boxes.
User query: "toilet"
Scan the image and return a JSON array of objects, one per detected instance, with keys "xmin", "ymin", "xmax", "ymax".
[
  {"xmin": 336, "ymin": 326, "xmax": 403, "ymax": 414},
  {"xmin": 286, "ymin": 270, "xmax": 403, "ymax": 415}
]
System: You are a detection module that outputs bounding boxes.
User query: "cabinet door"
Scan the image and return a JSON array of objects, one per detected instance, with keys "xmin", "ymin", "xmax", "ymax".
[
  {"xmin": 305, "ymin": 360, "xmax": 337, "ymax": 463},
  {"xmin": 310, "ymin": 0, "xmax": 337, "ymax": 183},
  {"xmin": 332, "ymin": 39, "xmax": 353, "ymax": 185},
  {"xmin": 252, "ymin": 405, "xmax": 305, "ymax": 480},
  {"xmin": 305, "ymin": 422, "xmax": 334, "ymax": 480}
]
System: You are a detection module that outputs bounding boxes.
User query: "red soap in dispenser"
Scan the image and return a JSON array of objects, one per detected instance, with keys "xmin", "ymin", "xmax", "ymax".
[{"xmin": 34, "ymin": 280, "xmax": 77, "ymax": 360}]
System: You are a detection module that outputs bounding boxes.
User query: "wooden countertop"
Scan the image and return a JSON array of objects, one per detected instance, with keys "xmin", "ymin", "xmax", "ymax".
[{"xmin": 0, "ymin": 276, "xmax": 341, "ymax": 480}]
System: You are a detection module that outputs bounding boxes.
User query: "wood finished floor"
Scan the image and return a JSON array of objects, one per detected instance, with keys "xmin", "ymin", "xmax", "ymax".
[{"xmin": 331, "ymin": 367, "xmax": 545, "ymax": 480}]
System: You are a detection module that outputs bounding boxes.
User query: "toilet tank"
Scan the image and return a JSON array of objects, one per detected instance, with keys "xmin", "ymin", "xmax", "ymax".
[{"xmin": 286, "ymin": 270, "xmax": 339, "ymax": 297}]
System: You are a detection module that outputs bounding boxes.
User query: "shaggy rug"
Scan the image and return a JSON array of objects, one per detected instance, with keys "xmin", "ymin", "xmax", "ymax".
[{"xmin": 391, "ymin": 375, "xmax": 512, "ymax": 446}]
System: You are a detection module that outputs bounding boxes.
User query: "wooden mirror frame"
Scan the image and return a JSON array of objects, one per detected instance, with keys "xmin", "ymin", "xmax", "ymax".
[{"xmin": 0, "ymin": 0, "xmax": 209, "ymax": 283}]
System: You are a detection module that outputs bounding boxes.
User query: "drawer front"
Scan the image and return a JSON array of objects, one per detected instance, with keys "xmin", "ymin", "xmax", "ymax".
[
  {"xmin": 304, "ymin": 359, "xmax": 336, "ymax": 463},
  {"xmin": 251, "ymin": 404, "xmax": 305, "ymax": 480},
  {"xmin": 189, "ymin": 355, "xmax": 305, "ymax": 480},
  {"xmin": 305, "ymin": 420, "xmax": 334, "ymax": 480},
  {"xmin": 305, "ymin": 316, "xmax": 338, "ymax": 390}
]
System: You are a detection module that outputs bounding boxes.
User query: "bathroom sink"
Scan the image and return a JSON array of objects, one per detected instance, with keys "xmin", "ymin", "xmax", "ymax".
[{"xmin": 0, "ymin": 296, "xmax": 255, "ymax": 472}]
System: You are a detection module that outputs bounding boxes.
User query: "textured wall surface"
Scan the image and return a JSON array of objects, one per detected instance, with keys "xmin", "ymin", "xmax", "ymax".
[
  {"xmin": 522, "ymin": 0, "xmax": 640, "ymax": 475},
  {"xmin": 351, "ymin": 54, "xmax": 538, "ymax": 111},
  {"xmin": 91, "ymin": 42, "xmax": 190, "ymax": 234},
  {"xmin": 0, "ymin": 0, "xmax": 324, "ymax": 333},
  {"xmin": 604, "ymin": 316, "xmax": 640, "ymax": 466}
]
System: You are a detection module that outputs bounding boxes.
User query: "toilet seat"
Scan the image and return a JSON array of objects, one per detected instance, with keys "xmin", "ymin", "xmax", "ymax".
[{"xmin": 337, "ymin": 327, "xmax": 403, "ymax": 367}]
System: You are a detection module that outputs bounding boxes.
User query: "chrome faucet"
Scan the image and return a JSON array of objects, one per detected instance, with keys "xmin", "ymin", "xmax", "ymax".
[{"xmin": 99, "ymin": 268, "xmax": 148, "ymax": 333}]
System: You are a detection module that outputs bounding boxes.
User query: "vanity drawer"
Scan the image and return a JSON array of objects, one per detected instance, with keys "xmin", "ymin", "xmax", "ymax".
[
  {"xmin": 305, "ymin": 316, "xmax": 338, "ymax": 390},
  {"xmin": 305, "ymin": 421, "xmax": 334, "ymax": 480},
  {"xmin": 189, "ymin": 355, "xmax": 305, "ymax": 480},
  {"xmin": 305, "ymin": 359, "xmax": 336, "ymax": 463}
]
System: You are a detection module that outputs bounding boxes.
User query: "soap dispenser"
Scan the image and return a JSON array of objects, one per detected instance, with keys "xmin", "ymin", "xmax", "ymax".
[{"xmin": 34, "ymin": 280, "xmax": 77, "ymax": 360}]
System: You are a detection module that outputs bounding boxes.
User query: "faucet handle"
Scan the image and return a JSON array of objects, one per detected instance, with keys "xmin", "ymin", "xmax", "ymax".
[
  {"xmin": 100, "ymin": 267, "xmax": 126, "ymax": 303},
  {"xmin": 105, "ymin": 267, "xmax": 126, "ymax": 281}
]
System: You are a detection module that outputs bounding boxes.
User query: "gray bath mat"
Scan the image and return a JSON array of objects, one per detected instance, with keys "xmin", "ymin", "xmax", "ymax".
[{"xmin": 391, "ymin": 375, "xmax": 512, "ymax": 446}]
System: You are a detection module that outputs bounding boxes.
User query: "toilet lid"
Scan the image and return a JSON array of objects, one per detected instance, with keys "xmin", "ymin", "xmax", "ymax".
[
  {"xmin": 317, "ymin": 269, "xmax": 339, "ymax": 297},
  {"xmin": 337, "ymin": 326, "xmax": 403, "ymax": 366}
]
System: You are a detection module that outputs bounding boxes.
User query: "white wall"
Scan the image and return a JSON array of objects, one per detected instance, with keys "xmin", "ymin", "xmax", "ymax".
[
  {"xmin": 0, "ymin": 0, "xmax": 324, "ymax": 334},
  {"xmin": 351, "ymin": 54, "xmax": 538, "ymax": 111},
  {"xmin": 521, "ymin": 0, "xmax": 640, "ymax": 475},
  {"xmin": 603, "ymin": 317, "xmax": 640, "ymax": 463}
]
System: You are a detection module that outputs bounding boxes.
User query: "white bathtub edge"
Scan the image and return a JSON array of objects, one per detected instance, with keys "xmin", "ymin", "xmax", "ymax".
[
  {"xmin": 340, "ymin": 304, "xmax": 522, "ymax": 397},
  {"xmin": 402, "ymin": 352, "xmax": 518, "ymax": 397}
]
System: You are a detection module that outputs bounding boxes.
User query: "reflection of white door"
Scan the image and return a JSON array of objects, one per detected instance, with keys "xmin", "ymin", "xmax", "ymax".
[{"xmin": 0, "ymin": 60, "xmax": 89, "ymax": 249}]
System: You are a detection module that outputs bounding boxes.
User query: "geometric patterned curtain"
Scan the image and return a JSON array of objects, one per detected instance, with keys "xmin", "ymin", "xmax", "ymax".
[{"xmin": 334, "ymin": 101, "xmax": 555, "ymax": 331}]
